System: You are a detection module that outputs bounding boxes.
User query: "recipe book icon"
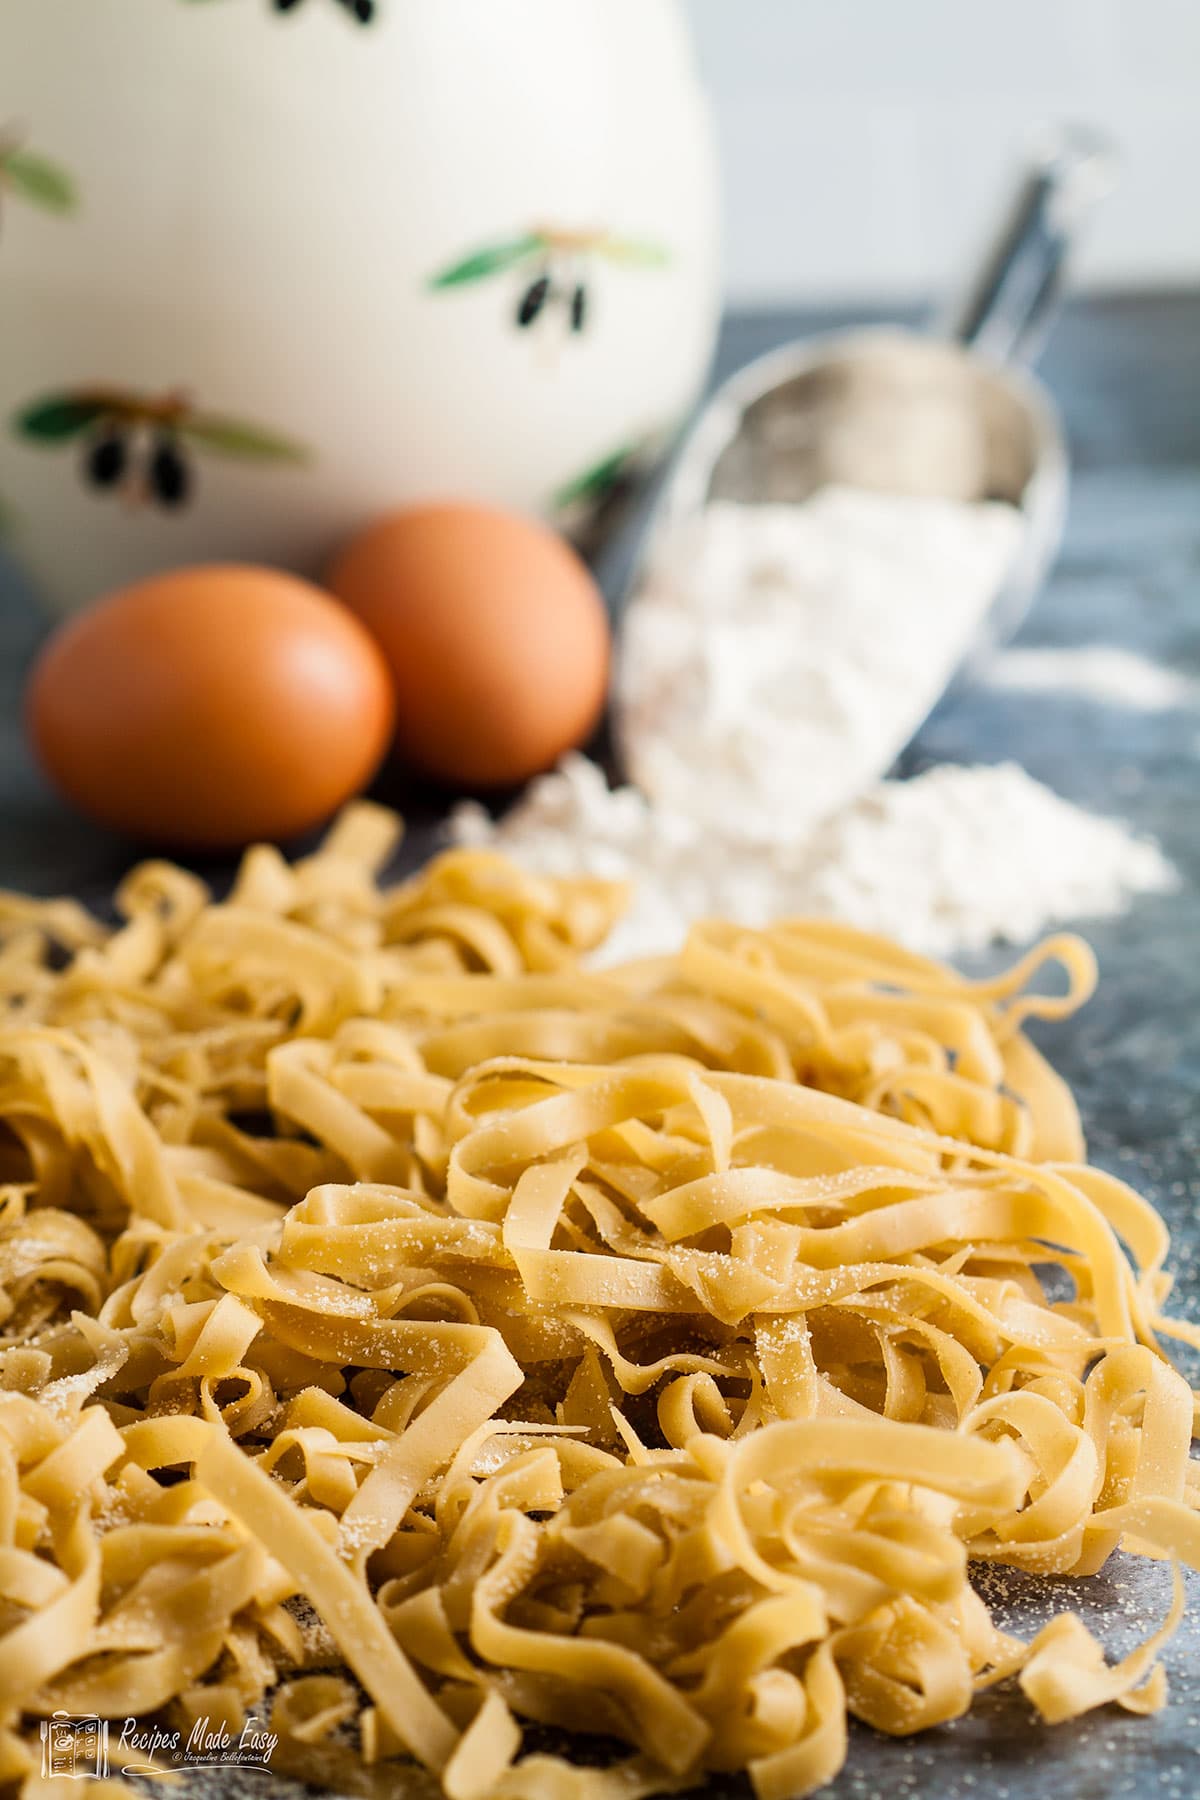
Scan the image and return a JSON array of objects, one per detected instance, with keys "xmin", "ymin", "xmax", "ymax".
[{"xmin": 40, "ymin": 1714, "xmax": 110, "ymax": 1780}]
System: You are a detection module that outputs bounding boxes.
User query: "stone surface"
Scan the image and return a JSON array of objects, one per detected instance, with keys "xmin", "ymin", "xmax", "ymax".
[{"xmin": 1, "ymin": 293, "xmax": 1197, "ymax": 1798}]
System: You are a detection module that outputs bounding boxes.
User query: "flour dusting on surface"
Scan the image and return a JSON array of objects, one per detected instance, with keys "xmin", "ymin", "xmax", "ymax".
[
  {"xmin": 452, "ymin": 755, "xmax": 1176, "ymax": 961},
  {"xmin": 982, "ymin": 644, "xmax": 1197, "ymax": 711}
]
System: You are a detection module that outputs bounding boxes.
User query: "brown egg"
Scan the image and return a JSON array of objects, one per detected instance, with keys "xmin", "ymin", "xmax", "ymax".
[
  {"xmin": 327, "ymin": 502, "xmax": 610, "ymax": 787},
  {"xmin": 27, "ymin": 565, "xmax": 395, "ymax": 849}
]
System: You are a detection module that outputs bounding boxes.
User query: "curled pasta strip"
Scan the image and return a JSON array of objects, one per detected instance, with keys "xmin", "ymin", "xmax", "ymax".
[{"xmin": 0, "ymin": 807, "xmax": 1194, "ymax": 1800}]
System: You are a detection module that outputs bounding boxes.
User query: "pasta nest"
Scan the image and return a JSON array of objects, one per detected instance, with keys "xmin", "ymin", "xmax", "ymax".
[{"xmin": 0, "ymin": 806, "xmax": 1196, "ymax": 1800}]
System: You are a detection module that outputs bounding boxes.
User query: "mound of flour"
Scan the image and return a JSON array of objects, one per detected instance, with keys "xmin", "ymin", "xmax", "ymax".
[
  {"xmin": 452, "ymin": 754, "xmax": 1175, "ymax": 962},
  {"xmin": 616, "ymin": 488, "xmax": 1022, "ymax": 838},
  {"xmin": 452, "ymin": 485, "xmax": 1176, "ymax": 959}
]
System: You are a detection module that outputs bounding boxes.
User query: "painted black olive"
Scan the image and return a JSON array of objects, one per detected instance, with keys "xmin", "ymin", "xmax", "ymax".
[
  {"xmin": 85, "ymin": 427, "xmax": 127, "ymax": 490},
  {"xmin": 274, "ymin": 0, "xmax": 303, "ymax": 10},
  {"xmin": 516, "ymin": 275, "xmax": 552, "ymax": 329},
  {"xmin": 149, "ymin": 437, "xmax": 190, "ymax": 509},
  {"xmin": 569, "ymin": 283, "xmax": 587, "ymax": 333},
  {"xmin": 351, "ymin": 0, "xmax": 374, "ymax": 17}
]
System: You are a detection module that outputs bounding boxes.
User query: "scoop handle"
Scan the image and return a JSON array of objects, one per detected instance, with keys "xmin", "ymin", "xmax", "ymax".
[{"xmin": 939, "ymin": 125, "xmax": 1116, "ymax": 366}]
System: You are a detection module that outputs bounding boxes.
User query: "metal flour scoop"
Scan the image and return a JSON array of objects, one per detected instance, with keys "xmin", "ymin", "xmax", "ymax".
[{"xmin": 599, "ymin": 126, "xmax": 1115, "ymax": 682}]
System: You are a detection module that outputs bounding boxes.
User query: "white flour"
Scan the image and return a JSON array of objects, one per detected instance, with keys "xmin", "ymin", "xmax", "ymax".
[
  {"xmin": 981, "ymin": 644, "xmax": 1197, "ymax": 711},
  {"xmin": 617, "ymin": 488, "xmax": 1022, "ymax": 839},
  {"xmin": 453, "ymin": 754, "xmax": 1176, "ymax": 962},
  {"xmin": 452, "ymin": 486, "xmax": 1177, "ymax": 959}
]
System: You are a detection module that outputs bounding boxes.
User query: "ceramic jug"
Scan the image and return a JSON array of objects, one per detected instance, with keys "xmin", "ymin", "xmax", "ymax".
[{"xmin": 0, "ymin": 0, "xmax": 719, "ymax": 612}]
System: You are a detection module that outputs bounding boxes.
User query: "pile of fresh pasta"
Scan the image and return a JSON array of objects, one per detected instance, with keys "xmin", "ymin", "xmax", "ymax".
[{"xmin": 2, "ymin": 804, "xmax": 1198, "ymax": 1800}]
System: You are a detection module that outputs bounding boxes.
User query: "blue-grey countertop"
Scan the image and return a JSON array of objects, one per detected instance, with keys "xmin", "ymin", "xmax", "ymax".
[{"xmin": 1, "ymin": 293, "xmax": 1198, "ymax": 1800}]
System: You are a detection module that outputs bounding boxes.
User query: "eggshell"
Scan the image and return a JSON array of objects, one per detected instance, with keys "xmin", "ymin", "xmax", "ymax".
[
  {"xmin": 27, "ymin": 564, "xmax": 395, "ymax": 849},
  {"xmin": 327, "ymin": 503, "xmax": 610, "ymax": 787}
]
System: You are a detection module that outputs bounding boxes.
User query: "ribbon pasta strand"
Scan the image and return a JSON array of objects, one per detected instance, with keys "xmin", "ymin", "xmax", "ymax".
[{"xmin": 0, "ymin": 804, "xmax": 1196, "ymax": 1799}]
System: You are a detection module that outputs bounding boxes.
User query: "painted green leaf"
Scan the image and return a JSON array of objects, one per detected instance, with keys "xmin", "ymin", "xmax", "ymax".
[
  {"xmin": 597, "ymin": 238, "xmax": 671, "ymax": 267},
  {"xmin": 428, "ymin": 234, "xmax": 547, "ymax": 289},
  {"xmin": 553, "ymin": 445, "xmax": 637, "ymax": 511},
  {"xmin": 179, "ymin": 414, "xmax": 311, "ymax": 463},
  {"xmin": 1, "ymin": 149, "xmax": 77, "ymax": 214},
  {"xmin": 14, "ymin": 396, "xmax": 111, "ymax": 441}
]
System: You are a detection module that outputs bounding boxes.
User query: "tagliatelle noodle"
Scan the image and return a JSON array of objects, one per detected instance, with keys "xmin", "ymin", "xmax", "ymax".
[{"xmin": 0, "ymin": 804, "xmax": 1198, "ymax": 1800}]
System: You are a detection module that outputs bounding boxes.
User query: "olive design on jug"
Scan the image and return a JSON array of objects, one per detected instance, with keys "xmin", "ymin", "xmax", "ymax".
[
  {"xmin": 516, "ymin": 272, "xmax": 553, "ymax": 330},
  {"xmin": 13, "ymin": 387, "xmax": 310, "ymax": 512},
  {"xmin": 181, "ymin": 0, "xmax": 377, "ymax": 24},
  {"xmin": 84, "ymin": 427, "xmax": 129, "ymax": 494},
  {"xmin": 271, "ymin": 0, "xmax": 375, "ymax": 20},
  {"xmin": 148, "ymin": 435, "xmax": 191, "ymax": 507},
  {"xmin": 0, "ymin": 128, "xmax": 77, "ymax": 233},
  {"xmin": 429, "ymin": 227, "xmax": 669, "ymax": 338}
]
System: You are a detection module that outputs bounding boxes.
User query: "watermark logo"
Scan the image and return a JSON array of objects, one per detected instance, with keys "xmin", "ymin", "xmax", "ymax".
[
  {"xmin": 40, "ymin": 1713, "xmax": 278, "ymax": 1778},
  {"xmin": 40, "ymin": 1715, "xmax": 109, "ymax": 1781}
]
